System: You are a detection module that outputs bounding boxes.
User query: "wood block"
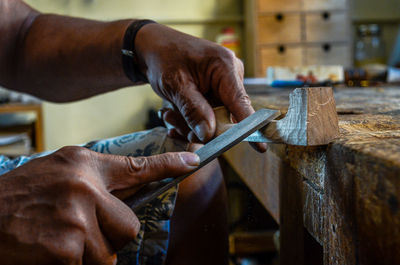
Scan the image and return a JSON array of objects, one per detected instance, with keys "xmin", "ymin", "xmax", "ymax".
[{"xmin": 216, "ymin": 87, "xmax": 339, "ymax": 146}]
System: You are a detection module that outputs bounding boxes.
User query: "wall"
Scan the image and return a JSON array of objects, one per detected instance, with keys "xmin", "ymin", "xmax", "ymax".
[
  {"xmin": 24, "ymin": 0, "xmax": 242, "ymax": 149},
  {"xmin": 352, "ymin": 0, "xmax": 400, "ymax": 20}
]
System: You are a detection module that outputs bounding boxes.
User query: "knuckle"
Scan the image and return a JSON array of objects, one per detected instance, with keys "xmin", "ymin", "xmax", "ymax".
[
  {"xmin": 205, "ymin": 45, "xmax": 235, "ymax": 68},
  {"xmin": 62, "ymin": 174, "xmax": 97, "ymax": 197},
  {"xmin": 46, "ymin": 148, "xmax": 99, "ymax": 194},
  {"xmin": 235, "ymin": 93, "xmax": 252, "ymax": 107},
  {"xmin": 125, "ymin": 156, "xmax": 147, "ymax": 178},
  {"xmin": 218, "ymin": 47, "xmax": 236, "ymax": 64},
  {"xmin": 53, "ymin": 146, "xmax": 89, "ymax": 164}
]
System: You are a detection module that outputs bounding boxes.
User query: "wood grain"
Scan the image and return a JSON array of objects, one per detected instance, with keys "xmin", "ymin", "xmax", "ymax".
[
  {"xmin": 224, "ymin": 86, "xmax": 400, "ymax": 265},
  {"xmin": 216, "ymin": 87, "xmax": 339, "ymax": 146},
  {"xmin": 305, "ymin": 44, "xmax": 352, "ymax": 67},
  {"xmin": 257, "ymin": 0, "xmax": 301, "ymax": 12},
  {"xmin": 305, "ymin": 12, "xmax": 350, "ymax": 42},
  {"xmin": 259, "ymin": 45, "xmax": 303, "ymax": 71},
  {"xmin": 257, "ymin": 14, "xmax": 302, "ymax": 44}
]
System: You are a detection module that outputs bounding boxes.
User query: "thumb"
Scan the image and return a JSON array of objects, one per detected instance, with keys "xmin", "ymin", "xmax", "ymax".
[
  {"xmin": 95, "ymin": 152, "xmax": 200, "ymax": 192},
  {"xmin": 173, "ymin": 82, "xmax": 216, "ymax": 142}
]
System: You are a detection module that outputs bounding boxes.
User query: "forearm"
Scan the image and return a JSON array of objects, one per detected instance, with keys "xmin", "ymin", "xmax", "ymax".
[
  {"xmin": 14, "ymin": 15, "xmax": 136, "ymax": 102},
  {"xmin": 0, "ymin": 0, "xmax": 140, "ymax": 102}
]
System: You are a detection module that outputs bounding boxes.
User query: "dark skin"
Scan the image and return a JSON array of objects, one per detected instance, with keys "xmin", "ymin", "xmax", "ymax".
[
  {"xmin": 0, "ymin": 0, "xmax": 265, "ymax": 264},
  {"xmin": 0, "ymin": 146, "xmax": 200, "ymax": 265}
]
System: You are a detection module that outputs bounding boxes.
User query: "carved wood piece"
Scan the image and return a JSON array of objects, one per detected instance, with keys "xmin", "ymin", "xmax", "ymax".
[{"xmin": 216, "ymin": 87, "xmax": 339, "ymax": 146}]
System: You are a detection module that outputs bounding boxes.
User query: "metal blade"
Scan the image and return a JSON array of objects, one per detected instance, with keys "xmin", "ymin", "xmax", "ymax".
[
  {"xmin": 124, "ymin": 108, "xmax": 280, "ymax": 211},
  {"xmin": 243, "ymin": 130, "xmax": 272, "ymax": 142}
]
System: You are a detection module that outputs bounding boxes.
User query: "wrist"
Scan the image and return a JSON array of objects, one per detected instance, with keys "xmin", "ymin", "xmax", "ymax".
[{"xmin": 121, "ymin": 19, "xmax": 156, "ymax": 83}]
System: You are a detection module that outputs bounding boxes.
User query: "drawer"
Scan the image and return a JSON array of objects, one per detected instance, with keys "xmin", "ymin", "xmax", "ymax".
[
  {"xmin": 258, "ymin": 0, "xmax": 301, "ymax": 12},
  {"xmin": 305, "ymin": 43, "xmax": 351, "ymax": 66},
  {"xmin": 258, "ymin": 45, "xmax": 303, "ymax": 76},
  {"xmin": 257, "ymin": 14, "xmax": 302, "ymax": 44},
  {"xmin": 303, "ymin": 0, "xmax": 347, "ymax": 11},
  {"xmin": 305, "ymin": 12, "xmax": 350, "ymax": 42}
]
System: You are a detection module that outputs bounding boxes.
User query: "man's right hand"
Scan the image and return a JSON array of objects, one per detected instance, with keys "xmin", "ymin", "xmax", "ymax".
[{"xmin": 0, "ymin": 146, "xmax": 199, "ymax": 265}]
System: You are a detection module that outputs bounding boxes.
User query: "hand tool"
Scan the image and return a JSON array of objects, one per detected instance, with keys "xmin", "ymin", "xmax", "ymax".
[
  {"xmin": 124, "ymin": 108, "xmax": 280, "ymax": 211},
  {"xmin": 215, "ymin": 87, "xmax": 340, "ymax": 146}
]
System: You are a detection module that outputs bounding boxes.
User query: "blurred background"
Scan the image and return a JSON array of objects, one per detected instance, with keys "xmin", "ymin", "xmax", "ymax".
[
  {"xmin": 0, "ymin": 1, "xmax": 399, "ymax": 263},
  {"xmin": 1, "ymin": 0, "xmax": 399, "ymax": 152}
]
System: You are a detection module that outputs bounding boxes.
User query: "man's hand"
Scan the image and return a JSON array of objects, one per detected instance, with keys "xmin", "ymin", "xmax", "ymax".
[
  {"xmin": 0, "ymin": 146, "xmax": 199, "ymax": 265},
  {"xmin": 0, "ymin": 2, "xmax": 265, "ymax": 150},
  {"xmin": 135, "ymin": 24, "xmax": 266, "ymax": 152}
]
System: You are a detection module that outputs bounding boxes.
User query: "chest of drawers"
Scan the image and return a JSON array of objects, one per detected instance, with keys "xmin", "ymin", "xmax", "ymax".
[{"xmin": 245, "ymin": 0, "xmax": 352, "ymax": 77}]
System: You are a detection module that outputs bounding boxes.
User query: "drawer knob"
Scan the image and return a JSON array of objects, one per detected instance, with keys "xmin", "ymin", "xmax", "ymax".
[
  {"xmin": 275, "ymin": 13, "xmax": 284, "ymax": 22},
  {"xmin": 323, "ymin": 44, "xmax": 331, "ymax": 52},
  {"xmin": 322, "ymin": 12, "xmax": 330, "ymax": 20},
  {"xmin": 278, "ymin": 45, "xmax": 286, "ymax": 54}
]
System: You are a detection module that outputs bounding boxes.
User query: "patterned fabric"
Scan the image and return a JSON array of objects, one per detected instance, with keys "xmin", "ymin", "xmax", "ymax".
[{"xmin": 0, "ymin": 127, "xmax": 188, "ymax": 265}]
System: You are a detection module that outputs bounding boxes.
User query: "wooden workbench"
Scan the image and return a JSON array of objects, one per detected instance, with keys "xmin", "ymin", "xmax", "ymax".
[{"xmin": 223, "ymin": 86, "xmax": 400, "ymax": 265}]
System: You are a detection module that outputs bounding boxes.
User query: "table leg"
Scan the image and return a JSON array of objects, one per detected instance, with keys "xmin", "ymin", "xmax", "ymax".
[{"xmin": 280, "ymin": 163, "xmax": 323, "ymax": 265}]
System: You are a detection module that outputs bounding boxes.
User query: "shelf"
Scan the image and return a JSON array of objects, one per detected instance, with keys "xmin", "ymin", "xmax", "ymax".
[{"xmin": 0, "ymin": 103, "xmax": 44, "ymax": 152}]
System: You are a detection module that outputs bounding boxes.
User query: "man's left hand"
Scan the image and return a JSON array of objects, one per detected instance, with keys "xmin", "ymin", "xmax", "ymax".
[{"xmin": 135, "ymin": 23, "xmax": 266, "ymax": 152}]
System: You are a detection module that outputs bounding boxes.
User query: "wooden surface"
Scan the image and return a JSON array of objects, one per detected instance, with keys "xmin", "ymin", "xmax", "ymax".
[
  {"xmin": 0, "ymin": 104, "xmax": 44, "ymax": 152},
  {"xmin": 216, "ymin": 87, "xmax": 339, "ymax": 146},
  {"xmin": 223, "ymin": 86, "xmax": 400, "ymax": 265}
]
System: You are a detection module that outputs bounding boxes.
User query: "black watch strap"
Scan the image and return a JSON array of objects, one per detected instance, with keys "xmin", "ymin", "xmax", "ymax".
[{"xmin": 122, "ymin": 19, "xmax": 156, "ymax": 83}]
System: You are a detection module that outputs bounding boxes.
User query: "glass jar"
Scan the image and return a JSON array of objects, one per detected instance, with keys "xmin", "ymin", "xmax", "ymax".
[{"xmin": 355, "ymin": 24, "xmax": 386, "ymax": 67}]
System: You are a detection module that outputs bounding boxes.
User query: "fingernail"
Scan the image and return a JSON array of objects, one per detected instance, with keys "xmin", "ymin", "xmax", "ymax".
[
  {"xmin": 180, "ymin": 152, "xmax": 200, "ymax": 167},
  {"xmin": 194, "ymin": 121, "xmax": 209, "ymax": 142}
]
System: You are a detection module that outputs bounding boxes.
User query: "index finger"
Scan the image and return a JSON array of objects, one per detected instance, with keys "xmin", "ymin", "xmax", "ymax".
[
  {"xmin": 217, "ymin": 57, "xmax": 267, "ymax": 152},
  {"xmin": 217, "ymin": 57, "xmax": 253, "ymax": 120}
]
